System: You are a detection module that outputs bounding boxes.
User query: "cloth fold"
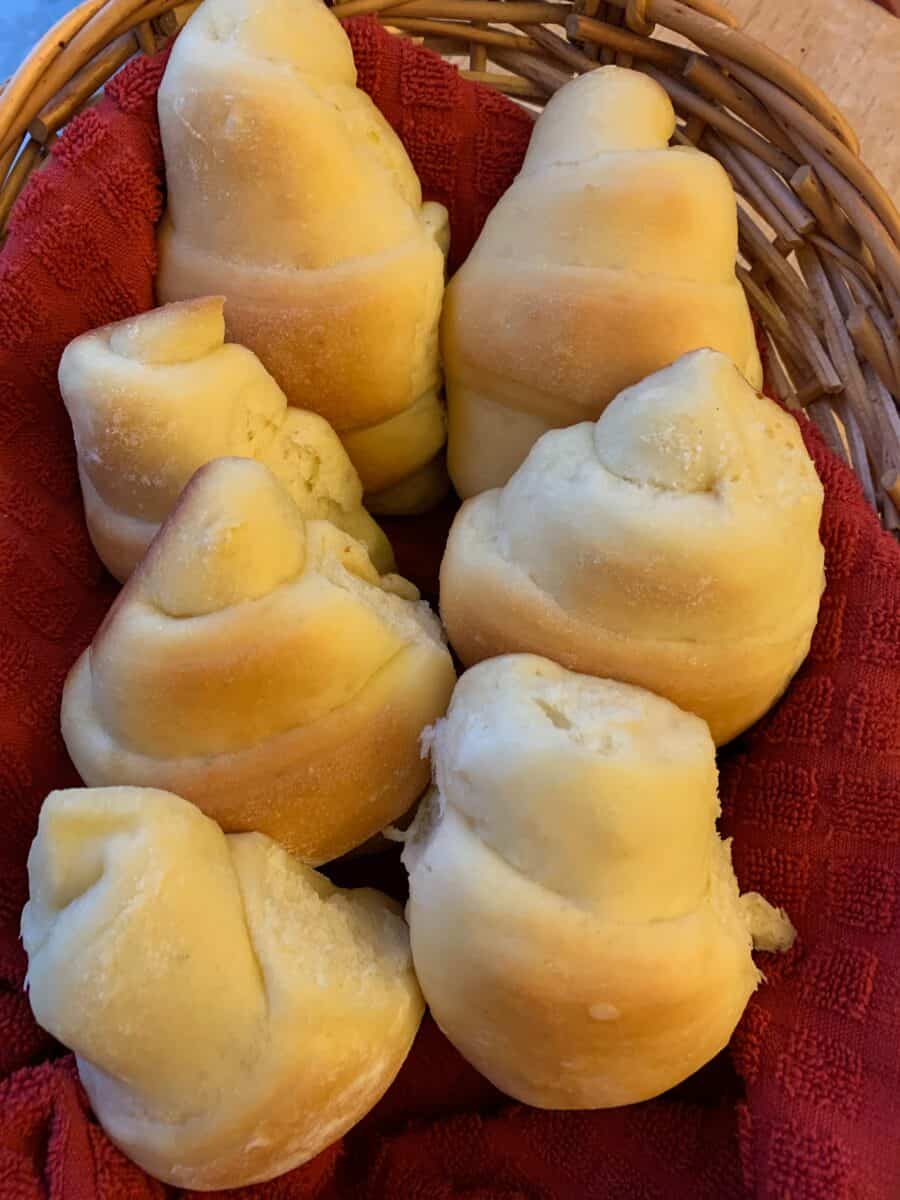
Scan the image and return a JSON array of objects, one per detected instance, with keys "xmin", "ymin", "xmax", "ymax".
[{"xmin": 0, "ymin": 19, "xmax": 897, "ymax": 1199}]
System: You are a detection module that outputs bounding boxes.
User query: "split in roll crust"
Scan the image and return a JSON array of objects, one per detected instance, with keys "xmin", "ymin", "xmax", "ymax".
[
  {"xmin": 62, "ymin": 457, "xmax": 457, "ymax": 864},
  {"xmin": 403, "ymin": 655, "xmax": 794, "ymax": 1110},
  {"xmin": 440, "ymin": 349, "xmax": 825, "ymax": 745},
  {"xmin": 59, "ymin": 296, "xmax": 394, "ymax": 581},
  {"xmin": 22, "ymin": 786, "xmax": 424, "ymax": 1190},
  {"xmin": 156, "ymin": 0, "xmax": 450, "ymax": 513},
  {"xmin": 442, "ymin": 66, "xmax": 763, "ymax": 497}
]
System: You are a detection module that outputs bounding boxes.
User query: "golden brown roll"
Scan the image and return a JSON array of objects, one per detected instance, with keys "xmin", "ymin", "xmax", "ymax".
[
  {"xmin": 442, "ymin": 66, "xmax": 762, "ymax": 497},
  {"xmin": 62, "ymin": 457, "xmax": 456, "ymax": 863},
  {"xmin": 440, "ymin": 350, "xmax": 825, "ymax": 745},
  {"xmin": 403, "ymin": 655, "xmax": 794, "ymax": 1109},
  {"xmin": 156, "ymin": 0, "xmax": 449, "ymax": 513},
  {"xmin": 59, "ymin": 296, "xmax": 394, "ymax": 580},
  {"xmin": 23, "ymin": 786, "xmax": 424, "ymax": 1189}
]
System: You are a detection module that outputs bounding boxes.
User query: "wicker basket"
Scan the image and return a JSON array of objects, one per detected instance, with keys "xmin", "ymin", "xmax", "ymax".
[{"xmin": 1, "ymin": 0, "xmax": 898, "ymax": 528}]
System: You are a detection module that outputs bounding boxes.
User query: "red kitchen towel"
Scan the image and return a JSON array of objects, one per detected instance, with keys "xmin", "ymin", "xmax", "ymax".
[{"xmin": 0, "ymin": 19, "xmax": 897, "ymax": 1200}]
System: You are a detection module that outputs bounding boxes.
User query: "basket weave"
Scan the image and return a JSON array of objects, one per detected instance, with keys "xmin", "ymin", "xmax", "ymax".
[{"xmin": 1, "ymin": 0, "xmax": 898, "ymax": 528}]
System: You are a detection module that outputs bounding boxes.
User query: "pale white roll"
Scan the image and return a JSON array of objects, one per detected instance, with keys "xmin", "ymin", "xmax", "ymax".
[
  {"xmin": 22, "ymin": 786, "xmax": 424, "ymax": 1189},
  {"xmin": 62, "ymin": 457, "xmax": 456, "ymax": 863},
  {"xmin": 156, "ymin": 0, "xmax": 449, "ymax": 513},
  {"xmin": 440, "ymin": 349, "xmax": 825, "ymax": 745},
  {"xmin": 442, "ymin": 66, "xmax": 762, "ymax": 497},
  {"xmin": 59, "ymin": 296, "xmax": 394, "ymax": 580},
  {"xmin": 403, "ymin": 655, "xmax": 794, "ymax": 1109}
]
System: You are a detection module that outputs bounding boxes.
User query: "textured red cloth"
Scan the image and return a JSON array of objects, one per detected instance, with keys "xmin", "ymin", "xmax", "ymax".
[{"xmin": 0, "ymin": 19, "xmax": 897, "ymax": 1200}]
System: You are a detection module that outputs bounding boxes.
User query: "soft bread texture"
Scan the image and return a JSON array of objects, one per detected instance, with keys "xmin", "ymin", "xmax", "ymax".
[
  {"xmin": 22, "ymin": 787, "xmax": 424, "ymax": 1189},
  {"xmin": 442, "ymin": 67, "xmax": 763, "ymax": 497},
  {"xmin": 61, "ymin": 458, "xmax": 456, "ymax": 863},
  {"xmin": 440, "ymin": 350, "xmax": 825, "ymax": 745},
  {"xmin": 156, "ymin": 0, "xmax": 449, "ymax": 513},
  {"xmin": 59, "ymin": 297, "xmax": 394, "ymax": 581},
  {"xmin": 403, "ymin": 655, "xmax": 794, "ymax": 1109}
]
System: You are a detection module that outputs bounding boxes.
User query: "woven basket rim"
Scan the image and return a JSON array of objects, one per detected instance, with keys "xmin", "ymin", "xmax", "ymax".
[{"xmin": 0, "ymin": 0, "xmax": 898, "ymax": 529}]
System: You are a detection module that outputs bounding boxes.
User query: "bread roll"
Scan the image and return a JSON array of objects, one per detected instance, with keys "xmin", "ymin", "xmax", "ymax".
[
  {"xmin": 403, "ymin": 655, "xmax": 794, "ymax": 1109},
  {"xmin": 156, "ymin": 0, "xmax": 449, "ymax": 513},
  {"xmin": 62, "ymin": 457, "xmax": 456, "ymax": 863},
  {"xmin": 59, "ymin": 296, "xmax": 394, "ymax": 581},
  {"xmin": 22, "ymin": 786, "xmax": 423, "ymax": 1189},
  {"xmin": 442, "ymin": 67, "xmax": 762, "ymax": 497},
  {"xmin": 440, "ymin": 350, "xmax": 824, "ymax": 745}
]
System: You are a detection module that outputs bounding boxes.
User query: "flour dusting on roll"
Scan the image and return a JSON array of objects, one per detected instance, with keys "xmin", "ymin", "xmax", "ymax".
[
  {"xmin": 156, "ymin": 0, "xmax": 449, "ymax": 513},
  {"xmin": 62, "ymin": 457, "xmax": 456, "ymax": 864},
  {"xmin": 22, "ymin": 786, "xmax": 424, "ymax": 1189},
  {"xmin": 60, "ymin": 297, "xmax": 394, "ymax": 580},
  {"xmin": 440, "ymin": 350, "xmax": 825, "ymax": 744},
  {"xmin": 442, "ymin": 66, "xmax": 761, "ymax": 497},
  {"xmin": 403, "ymin": 655, "xmax": 794, "ymax": 1110}
]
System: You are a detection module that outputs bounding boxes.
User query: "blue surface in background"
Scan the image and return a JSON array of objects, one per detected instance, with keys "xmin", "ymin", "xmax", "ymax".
[{"xmin": 1, "ymin": 2, "xmax": 77, "ymax": 79}]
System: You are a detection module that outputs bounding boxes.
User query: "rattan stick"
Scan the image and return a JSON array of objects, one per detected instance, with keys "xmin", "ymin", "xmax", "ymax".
[
  {"xmin": 598, "ymin": 3, "xmax": 618, "ymax": 65},
  {"xmin": 602, "ymin": 0, "xmax": 633, "ymax": 69},
  {"xmin": 488, "ymin": 47, "xmax": 572, "ymax": 93},
  {"xmin": 737, "ymin": 266, "xmax": 804, "ymax": 362},
  {"xmin": 808, "ymin": 398, "xmax": 849, "ymax": 465},
  {"xmin": 764, "ymin": 334, "xmax": 801, "ymax": 412},
  {"xmin": 620, "ymin": 0, "xmax": 859, "ymax": 153},
  {"xmin": 797, "ymin": 246, "xmax": 867, "ymax": 406},
  {"xmin": 729, "ymin": 143, "xmax": 814, "ymax": 237},
  {"xmin": 718, "ymin": 61, "xmax": 900, "ymax": 253},
  {"xmin": 791, "ymin": 310, "xmax": 844, "ymax": 395},
  {"xmin": 458, "ymin": 69, "xmax": 546, "ymax": 99},
  {"xmin": 797, "ymin": 377, "xmax": 827, "ymax": 407},
  {"xmin": 638, "ymin": 66, "xmax": 797, "ymax": 179},
  {"xmin": 469, "ymin": 20, "xmax": 488, "ymax": 71},
  {"xmin": 390, "ymin": 19, "xmax": 538, "ymax": 51},
  {"xmin": 470, "ymin": 43, "xmax": 488, "ymax": 70},
  {"xmin": 335, "ymin": 0, "xmax": 422, "ymax": 16},
  {"xmin": 353, "ymin": 1, "xmax": 572, "ymax": 23},
  {"xmin": 564, "ymin": 15, "xmax": 682, "ymax": 69},
  {"xmin": 764, "ymin": 312, "xmax": 819, "ymax": 394},
  {"xmin": 135, "ymin": 20, "xmax": 156, "ymax": 55},
  {"xmin": 574, "ymin": 0, "xmax": 603, "ymax": 63},
  {"xmin": 791, "ymin": 165, "xmax": 868, "ymax": 264},
  {"xmin": 656, "ymin": 0, "xmax": 737, "ymax": 25},
  {"xmin": 0, "ymin": 142, "xmax": 17, "ymax": 192},
  {"xmin": 681, "ymin": 54, "xmax": 796, "ymax": 158},
  {"xmin": 114, "ymin": 0, "xmax": 178, "ymax": 36},
  {"xmin": 682, "ymin": 114, "xmax": 704, "ymax": 142},
  {"xmin": 884, "ymin": 470, "xmax": 900, "ymax": 511},
  {"xmin": 865, "ymin": 367, "xmax": 900, "ymax": 481},
  {"xmin": 788, "ymin": 130, "xmax": 900, "ymax": 301},
  {"xmin": 0, "ymin": 138, "xmax": 43, "ymax": 232},
  {"xmin": 0, "ymin": 0, "xmax": 107, "ymax": 149},
  {"xmin": 842, "ymin": 271, "xmax": 872, "ymax": 311},
  {"xmin": 841, "ymin": 401, "xmax": 879, "ymax": 509},
  {"xmin": 29, "ymin": 32, "xmax": 136, "ymax": 143},
  {"xmin": 798, "ymin": 244, "xmax": 885, "ymax": 465},
  {"xmin": 881, "ymin": 490, "xmax": 900, "ymax": 534},
  {"xmin": 863, "ymin": 302, "xmax": 900, "ymax": 393},
  {"xmin": 737, "ymin": 210, "xmax": 817, "ymax": 322},
  {"xmin": 768, "ymin": 278, "xmax": 844, "ymax": 396},
  {"xmin": 808, "ymin": 234, "xmax": 885, "ymax": 314},
  {"xmin": 821, "ymin": 253, "xmax": 854, "ymax": 322},
  {"xmin": 704, "ymin": 130, "xmax": 800, "ymax": 248},
  {"xmin": 882, "ymin": 278, "xmax": 900, "ymax": 338},
  {"xmin": 522, "ymin": 23, "xmax": 594, "ymax": 72},
  {"xmin": 0, "ymin": 0, "xmax": 173, "ymax": 160}
]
